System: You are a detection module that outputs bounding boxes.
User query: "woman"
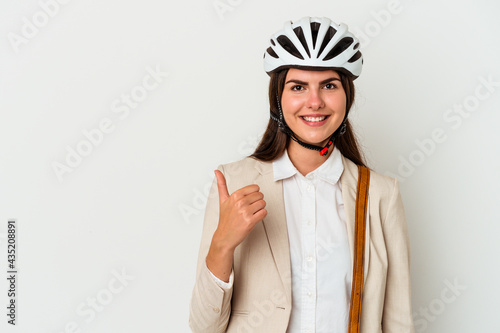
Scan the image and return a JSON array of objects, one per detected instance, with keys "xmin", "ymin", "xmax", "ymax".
[{"xmin": 189, "ymin": 17, "xmax": 414, "ymax": 333}]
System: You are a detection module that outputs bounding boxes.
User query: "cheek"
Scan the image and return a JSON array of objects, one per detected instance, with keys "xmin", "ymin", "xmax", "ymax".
[
  {"xmin": 281, "ymin": 95, "xmax": 303, "ymax": 116},
  {"xmin": 328, "ymin": 95, "xmax": 347, "ymax": 115},
  {"xmin": 338, "ymin": 101, "xmax": 347, "ymax": 115}
]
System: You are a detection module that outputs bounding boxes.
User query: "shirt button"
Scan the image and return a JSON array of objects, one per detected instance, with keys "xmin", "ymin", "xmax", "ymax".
[
  {"xmin": 306, "ymin": 174, "xmax": 314, "ymax": 180},
  {"xmin": 306, "ymin": 256, "xmax": 313, "ymax": 262},
  {"xmin": 306, "ymin": 220, "xmax": 312, "ymax": 225},
  {"xmin": 307, "ymin": 291, "xmax": 312, "ymax": 298},
  {"xmin": 210, "ymin": 305, "xmax": 220, "ymax": 313},
  {"xmin": 307, "ymin": 185, "xmax": 313, "ymax": 192}
]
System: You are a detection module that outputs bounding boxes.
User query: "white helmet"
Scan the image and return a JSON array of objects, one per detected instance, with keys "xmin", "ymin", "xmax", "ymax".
[{"xmin": 263, "ymin": 17, "xmax": 363, "ymax": 78}]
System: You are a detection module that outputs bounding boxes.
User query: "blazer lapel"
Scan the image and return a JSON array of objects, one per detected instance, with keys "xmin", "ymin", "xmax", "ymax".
[
  {"xmin": 253, "ymin": 159, "xmax": 292, "ymax": 304},
  {"xmin": 340, "ymin": 155, "xmax": 371, "ymax": 285}
]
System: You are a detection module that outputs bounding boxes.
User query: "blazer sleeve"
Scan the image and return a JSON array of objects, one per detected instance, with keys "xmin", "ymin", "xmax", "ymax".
[
  {"xmin": 381, "ymin": 177, "xmax": 415, "ymax": 333},
  {"xmin": 189, "ymin": 164, "xmax": 233, "ymax": 333}
]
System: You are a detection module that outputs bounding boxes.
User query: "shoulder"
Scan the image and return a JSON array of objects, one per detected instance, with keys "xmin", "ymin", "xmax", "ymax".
[
  {"xmin": 220, "ymin": 156, "xmax": 261, "ymax": 172},
  {"xmin": 216, "ymin": 156, "xmax": 271, "ymax": 192},
  {"xmin": 364, "ymin": 167, "xmax": 404, "ymax": 222},
  {"xmin": 218, "ymin": 156, "xmax": 263, "ymax": 174},
  {"xmin": 342, "ymin": 156, "xmax": 398, "ymax": 200},
  {"xmin": 344, "ymin": 157, "xmax": 405, "ymax": 226},
  {"xmin": 368, "ymin": 168, "xmax": 399, "ymax": 200}
]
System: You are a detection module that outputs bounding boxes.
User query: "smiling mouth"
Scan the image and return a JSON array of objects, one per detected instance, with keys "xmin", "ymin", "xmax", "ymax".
[{"xmin": 300, "ymin": 115, "xmax": 329, "ymax": 122}]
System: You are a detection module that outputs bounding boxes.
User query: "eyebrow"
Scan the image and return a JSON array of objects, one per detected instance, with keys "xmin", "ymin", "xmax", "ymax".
[{"xmin": 285, "ymin": 77, "xmax": 341, "ymax": 85}]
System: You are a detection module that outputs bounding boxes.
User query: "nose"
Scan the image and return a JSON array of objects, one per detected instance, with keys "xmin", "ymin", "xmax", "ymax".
[{"xmin": 306, "ymin": 89, "xmax": 325, "ymax": 110}]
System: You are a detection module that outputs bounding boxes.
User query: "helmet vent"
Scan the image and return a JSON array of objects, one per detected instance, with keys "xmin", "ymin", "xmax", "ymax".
[
  {"xmin": 310, "ymin": 22, "xmax": 320, "ymax": 48},
  {"xmin": 323, "ymin": 37, "xmax": 353, "ymax": 60},
  {"xmin": 266, "ymin": 47, "xmax": 279, "ymax": 59},
  {"xmin": 317, "ymin": 26, "xmax": 337, "ymax": 57},
  {"xmin": 293, "ymin": 27, "xmax": 311, "ymax": 58},
  {"xmin": 277, "ymin": 35, "xmax": 304, "ymax": 60},
  {"xmin": 348, "ymin": 51, "xmax": 362, "ymax": 63}
]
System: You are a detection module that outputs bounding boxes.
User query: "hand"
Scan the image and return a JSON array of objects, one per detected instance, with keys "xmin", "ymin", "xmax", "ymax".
[{"xmin": 212, "ymin": 170, "xmax": 267, "ymax": 252}]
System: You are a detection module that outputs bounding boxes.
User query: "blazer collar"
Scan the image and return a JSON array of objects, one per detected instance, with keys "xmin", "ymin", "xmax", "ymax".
[{"xmin": 251, "ymin": 153, "xmax": 370, "ymax": 299}]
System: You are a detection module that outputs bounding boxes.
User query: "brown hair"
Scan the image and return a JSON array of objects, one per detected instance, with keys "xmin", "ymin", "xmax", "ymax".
[{"xmin": 249, "ymin": 68, "xmax": 367, "ymax": 167}]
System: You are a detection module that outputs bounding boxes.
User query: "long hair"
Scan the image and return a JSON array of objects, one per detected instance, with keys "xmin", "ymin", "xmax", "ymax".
[{"xmin": 249, "ymin": 68, "xmax": 367, "ymax": 167}]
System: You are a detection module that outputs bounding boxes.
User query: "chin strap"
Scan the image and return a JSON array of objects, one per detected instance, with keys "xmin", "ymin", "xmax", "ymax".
[{"xmin": 270, "ymin": 93, "xmax": 347, "ymax": 156}]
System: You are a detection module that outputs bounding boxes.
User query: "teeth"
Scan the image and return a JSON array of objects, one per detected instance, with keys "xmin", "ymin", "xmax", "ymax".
[{"xmin": 302, "ymin": 116, "xmax": 326, "ymax": 122}]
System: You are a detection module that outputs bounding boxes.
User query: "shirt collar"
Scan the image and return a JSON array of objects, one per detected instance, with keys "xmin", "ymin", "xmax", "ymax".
[{"xmin": 272, "ymin": 146, "xmax": 344, "ymax": 185}]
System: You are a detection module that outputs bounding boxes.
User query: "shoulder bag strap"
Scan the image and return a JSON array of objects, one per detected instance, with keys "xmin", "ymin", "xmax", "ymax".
[{"xmin": 348, "ymin": 165, "xmax": 370, "ymax": 333}]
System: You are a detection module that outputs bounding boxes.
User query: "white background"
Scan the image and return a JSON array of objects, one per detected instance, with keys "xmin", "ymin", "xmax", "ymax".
[{"xmin": 0, "ymin": 0, "xmax": 499, "ymax": 332}]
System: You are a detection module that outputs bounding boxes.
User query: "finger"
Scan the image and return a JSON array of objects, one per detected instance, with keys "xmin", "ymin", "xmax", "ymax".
[
  {"xmin": 247, "ymin": 199, "xmax": 267, "ymax": 216},
  {"xmin": 232, "ymin": 184, "xmax": 261, "ymax": 199},
  {"xmin": 251, "ymin": 208, "xmax": 268, "ymax": 224},
  {"xmin": 240, "ymin": 191, "xmax": 264, "ymax": 206},
  {"xmin": 214, "ymin": 170, "xmax": 230, "ymax": 205},
  {"xmin": 239, "ymin": 199, "xmax": 266, "ymax": 224}
]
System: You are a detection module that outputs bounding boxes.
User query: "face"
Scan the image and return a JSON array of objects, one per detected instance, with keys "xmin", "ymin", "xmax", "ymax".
[{"xmin": 281, "ymin": 68, "xmax": 346, "ymax": 147}]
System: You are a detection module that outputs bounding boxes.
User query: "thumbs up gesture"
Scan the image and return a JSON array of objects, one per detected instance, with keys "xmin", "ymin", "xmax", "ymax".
[
  {"xmin": 206, "ymin": 170, "xmax": 267, "ymax": 282},
  {"xmin": 213, "ymin": 170, "xmax": 267, "ymax": 251}
]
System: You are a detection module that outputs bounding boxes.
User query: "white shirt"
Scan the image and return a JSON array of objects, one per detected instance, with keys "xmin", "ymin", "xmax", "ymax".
[{"xmin": 209, "ymin": 146, "xmax": 351, "ymax": 333}]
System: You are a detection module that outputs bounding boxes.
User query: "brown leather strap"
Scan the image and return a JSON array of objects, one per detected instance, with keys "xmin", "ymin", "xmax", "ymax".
[{"xmin": 348, "ymin": 165, "xmax": 370, "ymax": 333}]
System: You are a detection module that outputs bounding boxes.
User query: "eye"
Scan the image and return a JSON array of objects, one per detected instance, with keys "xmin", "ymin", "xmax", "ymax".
[
  {"xmin": 291, "ymin": 85, "xmax": 304, "ymax": 91},
  {"xmin": 324, "ymin": 83, "xmax": 338, "ymax": 89}
]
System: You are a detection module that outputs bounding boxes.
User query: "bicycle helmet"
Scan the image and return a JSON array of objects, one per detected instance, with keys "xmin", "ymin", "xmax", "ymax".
[
  {"xmin": 264, "ymin": 17, "xmax": 363, "ymax": 78},
  {"xmin": 264, "ymin": 17, "xmax": 363, "ymax": 156}
]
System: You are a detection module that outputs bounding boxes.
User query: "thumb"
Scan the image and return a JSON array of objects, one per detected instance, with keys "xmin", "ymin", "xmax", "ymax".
[{"xmin": 214, "ymin": 170, "xmax": 230, "ymax": 205}]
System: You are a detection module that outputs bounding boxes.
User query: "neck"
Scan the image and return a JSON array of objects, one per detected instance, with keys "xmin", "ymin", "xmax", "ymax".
[{"xmin": 287, "ymin": 139, "xmax": 333, "ymax": 176}]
